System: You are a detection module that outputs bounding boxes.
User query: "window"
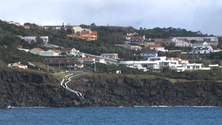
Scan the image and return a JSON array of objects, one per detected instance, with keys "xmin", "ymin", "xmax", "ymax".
[{"xmin": 58, "ymin": 59, "xmax": 62, "ymax": 62}]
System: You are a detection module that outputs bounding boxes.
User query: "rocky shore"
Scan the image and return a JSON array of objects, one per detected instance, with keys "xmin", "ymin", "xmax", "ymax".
[{"xmin": 1, "ymin": 70, "xmax": 222, "ymax": 108}]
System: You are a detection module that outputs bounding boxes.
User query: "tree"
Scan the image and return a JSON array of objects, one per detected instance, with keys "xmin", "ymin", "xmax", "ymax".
[
  {"xmin": 61, "ymin": 52, "xmax": 67, "ymax": 56},
  {"xmin": 36, "ymin": 36, "xmax": 44, "ymax": 46},
  {"xmin": 190, "ymin": 40, "xmax": 197, "ymax": 44},
  {"xmin": 66, "ymin": 28, "xmax": 73, "ymax": 34},
  {"xmin": 90, "ymin": 23, "xmax": 96, "ymax": 28}
]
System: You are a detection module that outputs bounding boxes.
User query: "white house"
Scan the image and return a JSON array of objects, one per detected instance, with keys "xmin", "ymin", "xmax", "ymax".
[
  {"xmin": 192, "ymin": 42, "xmax": 214, "ymax": 54},
  {"xmin": 41, "ymin": 49, "xmax": 60, "ymax": 56},
  {"xmin": 75, "ymin": 64, "xmax": 84, "ymax": 69},
  {"xmin": 145, "ymin": 45, "xmax": 168, "ymax": 52},
  {"xmin": 18, "ymin": 36, "xmax": 49, "ymax": 44},
  {"xmin": 30, "ymin": 48, "xmax": 45, "ymax": 55},
  {"xmin": 101, "ymin": 53, "xmax": 118, "ymax": 59},
  {"xmin": 17, "ymin": 46, "xmax": 30, "ymax": 52},
  {"xmin": 175, "ymin": 40, "xmax": 192, "ymax": 47},
  {"xmin": 176, "ymin": 37, "xmax": 218, "ymax": 46},
  {"xmin": 60, "ymin": 48, "xmax": 79, "ymax": 56},
  {"xmin": 72, "ymin": 26, "xmax": 91, "ymax": 34},
  {"xmin": 8, "ymin": 62, "xmax": 28, "ymax": 69},
  {"xmin": 140, "ymin": 51, "xmax": 158, "ymax": 59},
  {"xmin": 120, "ymin": 56, "xmax": 211, "ymax": 72},
  {"xmin": 76, "ymin": 57, "xmax": 96, "ymax": 64},
  {"xmin": 94, "ymin": 57, "xmax": 106, "ymax": 64}
]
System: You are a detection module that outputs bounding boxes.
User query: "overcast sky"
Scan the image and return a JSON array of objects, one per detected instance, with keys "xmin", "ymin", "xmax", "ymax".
[{"xmin": 1, "ymin": 0, "xmax": 222, "ymax": 36}]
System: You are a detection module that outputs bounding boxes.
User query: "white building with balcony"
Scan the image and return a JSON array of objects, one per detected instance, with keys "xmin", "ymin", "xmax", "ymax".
[
  {"xmin": 18, "ymin": 36, "xmax": 49, "ymax": 44},
  {"xmin": 120, "ymin": 56, "xmax": 211, "ymax": 72}
]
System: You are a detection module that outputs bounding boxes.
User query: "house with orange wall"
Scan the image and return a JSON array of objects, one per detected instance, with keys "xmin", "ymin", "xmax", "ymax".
[
  {"xmin": 67, "ymin": 31, "xmax": 98, "ymax": 40},
  {"xmin": 80, "ymin": 31, "xmax": 97, "ymax": 40}
]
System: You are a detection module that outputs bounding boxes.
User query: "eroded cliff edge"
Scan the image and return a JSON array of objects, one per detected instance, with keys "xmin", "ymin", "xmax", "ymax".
[{"xmin": 1, "ymin": 70, "xmax": 222, "ymax": 108}]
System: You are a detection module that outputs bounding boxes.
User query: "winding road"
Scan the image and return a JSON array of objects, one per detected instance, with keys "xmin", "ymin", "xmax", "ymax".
[{"xmin": 60, "ymin": 73, "xmax": 85, "ymax": 99}]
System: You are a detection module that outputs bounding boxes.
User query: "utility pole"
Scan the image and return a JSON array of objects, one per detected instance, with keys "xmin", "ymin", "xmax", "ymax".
[
  {"xmin": 94, "ymin": 61, "xmax": 96, "ymax": 72},
  {"xmin": 69, "ymin": 62, "xmax": 71, "ymax": 72},
  {"xmin": 59, "ymin": 60, "xmax": 60, "ymax": 71},
  {"xmin": 47, "ymin": 64, "xmax": 49, "ymax": 72}
]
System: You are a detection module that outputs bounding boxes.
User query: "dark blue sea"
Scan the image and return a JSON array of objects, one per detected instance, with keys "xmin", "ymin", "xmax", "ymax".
[{"xmin": 0, "ymin": 107, "xmax": 222, "ymax": 125}]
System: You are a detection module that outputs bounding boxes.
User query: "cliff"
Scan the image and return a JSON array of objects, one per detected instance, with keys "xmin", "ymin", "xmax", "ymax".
[{"xmin": 1, "ymin": 70, "xmax": 222, "ymax": 108}]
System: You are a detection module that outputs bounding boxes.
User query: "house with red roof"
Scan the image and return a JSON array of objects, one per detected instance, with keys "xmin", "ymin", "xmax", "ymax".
[
  {"xmin": 132, "ymin": 41, "xmax": 144, "ymax": 45},
  {"xmin": 30, "ymin": 48, "xmax": 45, "ymax": 55},
  {"xmin": 145, "ymin": 45, "xmax": 168, "ymax": 52},
  {"xmin": 8, "ymin": 62, "xmax": 28, "ymax": 69},
  {"xmin": 22, "ymin": 25, "xmax": 30, "ymax": 29},
  {"xmin": 41, "ymin": 49, "xmax": 60, "ymax": 56},
  {"xmin": 75, "ymin": 64, "xmax": 84, "ymax": 69},
  {"xmin": 152, "ymin": 38, "xmax": 166, "ymax": 45}
]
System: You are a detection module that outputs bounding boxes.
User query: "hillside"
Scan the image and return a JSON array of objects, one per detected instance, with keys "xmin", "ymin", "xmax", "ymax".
[
  {"xmin": 1, "ymin": 19, "xmax": 222, "ymax": 74},
  {"xmin": 2, "ymin": 20, "xmax": 220, "ymax": 63}
]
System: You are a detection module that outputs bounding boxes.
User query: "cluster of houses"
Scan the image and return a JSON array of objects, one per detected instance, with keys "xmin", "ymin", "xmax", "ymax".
[
  {"xmin": 43, "ymin": 24, "xmax": 98, "ymax": 41},
  {"xmin": 15, "ymin": 43, "xmax": 121, "ymax": 70},
  {"xmin": 122, "ymin": 32, "xmax": 220, "ymax": 54},
  {"xmin": 119, "ymin": 33, "xmax": 221, "ymax": 72},
  {"xmin": 6, "ymin": 20, "xmax": 98, "ymax": 41},
  {"xmin": 66, "ymin": 26, "xmax": 98, "ymax": 41},
  {"xmin": 120, "ymin": 53, "xmax": 220, "ymax": 72},
  {"xmin": 17, "ymin": 46, "xmax": 80, "ymax": 57},
  {"xmin": 5, "ymin": 21, "xmax": 222, "ymax": 73}
]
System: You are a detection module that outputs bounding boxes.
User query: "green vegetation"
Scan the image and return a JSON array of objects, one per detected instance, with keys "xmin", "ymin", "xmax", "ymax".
[{"xmin": 1, "ymin": 20, "xmax": 222, "ymax": 82}]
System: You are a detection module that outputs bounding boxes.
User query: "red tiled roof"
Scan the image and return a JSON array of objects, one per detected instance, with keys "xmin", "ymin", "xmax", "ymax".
[
  {"xmin": 132, "ymin": 42, "xmax": 143, "ymax": 44},
  {"xmin": 131, "ymin": 36, "xmax": 147, "ymax": 40},
  {"xmin": 50, "ymin": 49, "xmax": 60, "ymax": 53},
  {"xmin": 36, "ymin": 48, "xmax": 45, "ymax": 51},
  {"xmin": 153, "ymin": 38, "xmax": 166, "ymax": 42},
  {"xmin": 167, "ymin": 57, "xmax": 181, "ymax": 60},
  {"xmin": 177, "ymin": 38, "xmax": 190, "ymax": 42},
  {"xmin": 145, "ymin": 45, "xmax": 164, "ymax": 48}
]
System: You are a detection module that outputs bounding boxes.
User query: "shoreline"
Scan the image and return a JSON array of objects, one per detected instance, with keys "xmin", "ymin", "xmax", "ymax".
[{"xmin": 0, "ymin": 105, "xmax": 219, "ymax": 109}]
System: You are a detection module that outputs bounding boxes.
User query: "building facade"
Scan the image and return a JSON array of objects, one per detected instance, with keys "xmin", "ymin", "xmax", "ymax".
[
  {"xmin": 101, "ymin": 53, "xmax": 118, "ymax": 59},
  {"xmin": 80, "ymin": 31, "xmax": 98, "ymax": 40}
]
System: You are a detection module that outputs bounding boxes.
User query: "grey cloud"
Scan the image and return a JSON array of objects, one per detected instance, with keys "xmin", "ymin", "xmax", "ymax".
[{"xmin": 0, "ymin": 0, "xmax": 222, "ymax": 35}]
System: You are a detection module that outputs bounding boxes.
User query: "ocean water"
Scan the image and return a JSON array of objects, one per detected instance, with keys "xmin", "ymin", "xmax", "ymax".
[{"xmin": 0, "ymin": 106, "xmax": 222, "ymax": 125}]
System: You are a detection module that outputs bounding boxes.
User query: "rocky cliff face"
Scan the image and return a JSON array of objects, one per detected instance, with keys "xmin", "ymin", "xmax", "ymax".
[
  {"xmin": 1, "ymin": 71, "xmax": 222, "ymax": 108},
  {"xmin": 71, "ymin": 75, "xmax": 222, "ymax": 107},
  {"xmin": 0, "ymin": 70, "xmax": 81, "ymax": 108}
]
